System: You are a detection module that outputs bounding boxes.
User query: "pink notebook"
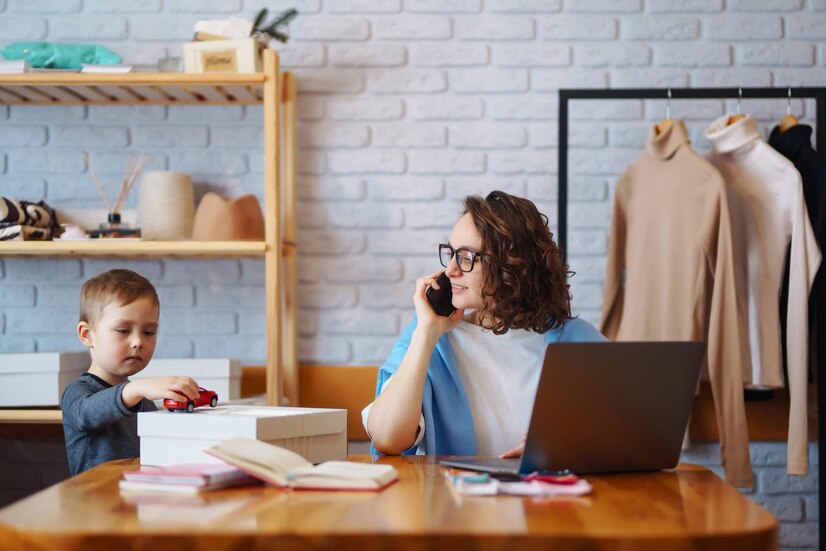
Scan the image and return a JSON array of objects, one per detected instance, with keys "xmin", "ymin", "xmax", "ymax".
[{"xmin": 123, "ymin": 463, "xmax": 258, "ymax": 489}]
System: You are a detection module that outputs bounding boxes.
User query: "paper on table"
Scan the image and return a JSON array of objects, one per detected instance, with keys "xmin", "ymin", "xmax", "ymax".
[
  {"xmin": 447, "ymin": 477, "xmax": 593, "ymax": 497},
  {"xmin": 498, "ymin": 479, "xmax": 593, "ymax": 497}
]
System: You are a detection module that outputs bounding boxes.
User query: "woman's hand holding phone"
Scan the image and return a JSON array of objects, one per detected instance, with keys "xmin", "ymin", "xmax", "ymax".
[
  {"xmin": 414, "ymin": 271, "xmax": 463, "ymax": 336},
  {"xmin": 426, "ymin": 272, "xmax": 456, "ymax": 317}
]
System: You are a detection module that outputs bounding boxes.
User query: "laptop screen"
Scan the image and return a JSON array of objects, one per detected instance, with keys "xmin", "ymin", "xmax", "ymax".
[{"xmin": 441, "ymin": 341, "xmax": 703, "ymax": 476}]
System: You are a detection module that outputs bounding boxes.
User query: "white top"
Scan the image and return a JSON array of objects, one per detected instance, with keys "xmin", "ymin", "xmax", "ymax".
[
  {"xmin": 705, "ymin": 114, "xmax": 822, "ymax": 475},
  {"xmin": 362, "ymin": 320, "xmax": 546, "ymax": 456}
]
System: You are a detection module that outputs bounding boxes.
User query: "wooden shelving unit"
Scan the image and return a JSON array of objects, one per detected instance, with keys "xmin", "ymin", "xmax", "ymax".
[
  {"xmin": 0, "ymin": 240, "xmax": 266, "ymax": 257},
  {"xmin": 0, "ymin": 49, "xmax": 298, "ymax": 422}
]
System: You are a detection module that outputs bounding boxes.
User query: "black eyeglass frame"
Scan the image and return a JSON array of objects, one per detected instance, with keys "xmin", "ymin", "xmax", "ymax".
[{"xmin": 438, "ymin": 243, "xmax": 483, "ymax": 273}]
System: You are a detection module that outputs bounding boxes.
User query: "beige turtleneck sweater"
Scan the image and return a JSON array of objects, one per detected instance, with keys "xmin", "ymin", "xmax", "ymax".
[
  {"xmin": 705, "ymin": 114, "xmax": 822, "ymax": 476},
  {"xmin": 601, "ymin": 120, "xmax": 753, "ymax": 487}
]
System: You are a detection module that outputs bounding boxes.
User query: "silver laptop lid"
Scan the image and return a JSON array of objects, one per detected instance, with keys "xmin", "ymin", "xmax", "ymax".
[{"xmin": 520, "ymin": 341, "xmax": 704, "ymax": 475}]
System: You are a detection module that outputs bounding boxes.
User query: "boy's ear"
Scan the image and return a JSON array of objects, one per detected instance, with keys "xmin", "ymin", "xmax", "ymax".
[{"xmin": 77, "ymin": 321, "xmax": 93, "ymax": 348}]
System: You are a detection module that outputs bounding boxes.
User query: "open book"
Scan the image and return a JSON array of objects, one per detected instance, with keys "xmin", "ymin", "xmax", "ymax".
[{"xmin": 203, "ymin": 437, "xmax": 399, "ymax": 491}]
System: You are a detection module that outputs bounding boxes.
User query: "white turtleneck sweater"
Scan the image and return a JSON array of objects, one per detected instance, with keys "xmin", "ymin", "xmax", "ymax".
[{"xmin": 705, "ymin": 114, "xmax": 822, "ymax": 476}]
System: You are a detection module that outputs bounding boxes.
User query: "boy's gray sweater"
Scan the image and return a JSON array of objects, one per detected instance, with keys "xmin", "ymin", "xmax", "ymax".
[{"xmin": 61, "ymin": 373, "xmax": 157, "ymax": 476}]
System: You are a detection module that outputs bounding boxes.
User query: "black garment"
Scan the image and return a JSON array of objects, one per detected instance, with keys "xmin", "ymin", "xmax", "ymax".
[{"xmin": 769, "ymin": 124, "xmax": 826, "ymax": 389}]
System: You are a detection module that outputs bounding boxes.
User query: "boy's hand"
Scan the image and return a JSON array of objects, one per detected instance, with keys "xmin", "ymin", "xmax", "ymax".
[{"xmin": 121, "ymin": 376, "xmax": 200, "ymax": 409}]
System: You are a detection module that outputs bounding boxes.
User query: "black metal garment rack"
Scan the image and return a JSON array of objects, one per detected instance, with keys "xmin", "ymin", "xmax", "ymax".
[{"xmin": 557, "ymin": 87, "xmax": 826, "ymax": 547}]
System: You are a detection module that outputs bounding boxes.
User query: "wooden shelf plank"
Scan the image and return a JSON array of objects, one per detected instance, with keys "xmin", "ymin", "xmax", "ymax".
[
  {"xmin": 0, "ymin": 72, "xmax": 267, "ymax": 106},
  {"xmin": 0, "ymin": 240, "xmax": 267, "ymax": 257},
  {"xmin": 0, "ymin": 410, "xmax": 62, "ymax": 424},
  {"xmin": 0, "ymin": 72, "xmax": 265, "ymax": 86}
]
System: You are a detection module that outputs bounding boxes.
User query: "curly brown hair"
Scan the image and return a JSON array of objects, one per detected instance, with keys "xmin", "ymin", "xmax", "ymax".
[{"xmin": 462, "ymin": 190, "xmax": 572, "ymax": 334}]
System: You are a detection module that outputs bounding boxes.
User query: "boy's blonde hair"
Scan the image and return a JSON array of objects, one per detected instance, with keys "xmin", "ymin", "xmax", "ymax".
[{"xmin": 79, "ymin": 269, "xmax": 159, "ymax": 325}]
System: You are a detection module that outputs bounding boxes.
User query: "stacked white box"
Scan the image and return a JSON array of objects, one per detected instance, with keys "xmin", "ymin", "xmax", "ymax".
[
  {"xmin": 138, "ymin": 405, "xmax": 347, "ymax": 466},
  {"xmin": 0, "ymin": 352, "xmax": 89, "ymax": 406},
  {"xmin": 131, "ymin": 358, "xmax": 241, "ymax": 401}
]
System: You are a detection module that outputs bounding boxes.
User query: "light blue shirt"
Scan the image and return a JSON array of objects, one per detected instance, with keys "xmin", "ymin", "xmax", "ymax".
[{"xmin": 370, "ymin": 316, "xmax": 606, "ymax": 456}]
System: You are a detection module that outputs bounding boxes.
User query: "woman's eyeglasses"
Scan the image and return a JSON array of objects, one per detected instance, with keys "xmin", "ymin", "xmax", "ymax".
[{"xmin": 439, "ymin": 244, "xmax": 482, "ymax": 273}]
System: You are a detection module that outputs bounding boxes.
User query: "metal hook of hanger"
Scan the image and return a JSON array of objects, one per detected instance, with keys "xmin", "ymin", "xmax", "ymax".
[
  {"xmin": 737, "ymin": 87, "xmax": 742, "ymax": 115},
  {"xmin": 666, "ymin": 88, "xmax": 672, "ymax": 120},
  {"xmin": 787, "ymin": 86, "xmax": 792, "ymax": 116}
]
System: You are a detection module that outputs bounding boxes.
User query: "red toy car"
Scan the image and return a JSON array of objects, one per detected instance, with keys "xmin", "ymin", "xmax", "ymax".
[{"xmin": 164, "ymin": 388, "xmax": 218, "ymax": 413}]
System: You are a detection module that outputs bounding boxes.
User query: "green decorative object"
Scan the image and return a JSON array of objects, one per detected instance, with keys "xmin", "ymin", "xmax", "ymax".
[
  {"xmin": 251, "ymin": 8, "xmax": 297, "ymax": 43},
  {"xmin": 1, "ymin": 42, "xmax": 122, "ymax": 69}
]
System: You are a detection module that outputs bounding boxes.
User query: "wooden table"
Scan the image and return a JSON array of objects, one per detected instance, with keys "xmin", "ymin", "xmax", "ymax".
[{"xmin": 0, "ymin": 456, "xmax": 777, "ymax": 551}]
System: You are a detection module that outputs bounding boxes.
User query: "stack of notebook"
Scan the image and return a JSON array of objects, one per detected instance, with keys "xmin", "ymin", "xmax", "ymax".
[{"xmin": 119, "ymin": 463, "xmax": 259, "ymax": 494}]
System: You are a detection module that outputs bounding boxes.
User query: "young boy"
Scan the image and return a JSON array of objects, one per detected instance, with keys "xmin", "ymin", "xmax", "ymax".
[{"xmin": 62, "ymin": 269, "xmax": 200, "ymax": 475}]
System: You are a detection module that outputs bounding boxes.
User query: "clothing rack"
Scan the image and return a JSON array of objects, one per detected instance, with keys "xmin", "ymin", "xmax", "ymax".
[{"xmin": 557, "ymin": 86, "xmax": 826, "ymax": 546}]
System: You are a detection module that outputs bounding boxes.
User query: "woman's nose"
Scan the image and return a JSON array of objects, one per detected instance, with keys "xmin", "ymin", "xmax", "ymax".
[{"xmin": 444, "ymin": 255, "xmax": 462, "ymax": 277}]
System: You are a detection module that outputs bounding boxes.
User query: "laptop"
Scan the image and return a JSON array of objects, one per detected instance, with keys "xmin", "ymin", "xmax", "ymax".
[{"xmin": 440, "ymin": 341, "xmax": 704, "ymax": 476}]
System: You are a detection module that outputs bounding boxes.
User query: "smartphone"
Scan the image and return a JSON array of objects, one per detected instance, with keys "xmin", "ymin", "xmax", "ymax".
[{"xmin": 426, "ymin": 272, "xmax": 456, "ymax": 317}]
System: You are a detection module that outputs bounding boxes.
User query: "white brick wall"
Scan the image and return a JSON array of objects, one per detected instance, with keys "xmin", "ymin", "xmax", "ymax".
[{"xmin": 1, "ymin": 3, "xmax": 825, "ymax": 545}]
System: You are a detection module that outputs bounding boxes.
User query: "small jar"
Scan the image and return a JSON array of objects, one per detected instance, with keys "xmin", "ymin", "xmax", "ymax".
[{"xmin": 100, "ymin": 212, "xmax": 128, "ymax": 229}]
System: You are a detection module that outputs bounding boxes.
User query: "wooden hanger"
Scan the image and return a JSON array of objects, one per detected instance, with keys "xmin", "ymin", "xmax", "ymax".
[
  {"xmin": 780, "ymin": 113, "xmax": 798, "ymax": 132},
  {"xmin": 655, "ymin": 89, "xmax": 673, "ymax": 135},
  {"xmin": 726, "ymin": 88, "xmax": 745, "ymax": 126},
  {"xmin": 727, "ymin": 114, "xmax": 746, "ymax": 125},
  {"xmin": 779, "ymin": 87, "xmax": 799, "ymax": 133}
]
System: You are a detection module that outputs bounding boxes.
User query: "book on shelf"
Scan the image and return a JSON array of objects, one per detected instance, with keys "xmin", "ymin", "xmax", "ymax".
[
  {"xmin": 0, "ymin": 59, "xmax": 30, "ymax": 73},
  {"xmin": 30, "ymin": 68, "xmax": 79, "ymax": 73},
  {"xmin": 204, "ymin": 436, "xmax": 399, "ymax": 491},
  {"xmin": 119, "ymin": 463, "xmax": 259, "ymax": 494},
  {"xmin": 80, "ymin": 63, "xmax": 133, "ymax": 73}
]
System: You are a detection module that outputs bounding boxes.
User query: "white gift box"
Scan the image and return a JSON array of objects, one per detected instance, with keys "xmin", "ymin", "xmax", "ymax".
[
  {"xmin": 138, "ymin": 405, "xmax": 347, "ymax": 466},
  {"xmin": 130, "ymin": 358, "xmax": 241, "ymax": 401},
  {"xmin": 0, "ymin": 352, "xmax": 89, "ymax": 406}
]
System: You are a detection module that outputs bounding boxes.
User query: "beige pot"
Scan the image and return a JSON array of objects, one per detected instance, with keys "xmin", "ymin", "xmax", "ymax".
[
  {"xmin": 137, "ymin": 171, "xmax": 195, "ymax": 240},
  {"xmin": 192, "ymin": 192, "xmax": 265, "ymax": 241}
]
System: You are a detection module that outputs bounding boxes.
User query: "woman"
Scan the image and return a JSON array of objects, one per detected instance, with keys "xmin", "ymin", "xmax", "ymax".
[{"xmin": 363, "ymin": 191, "xmax": 605, "ymax": 457}]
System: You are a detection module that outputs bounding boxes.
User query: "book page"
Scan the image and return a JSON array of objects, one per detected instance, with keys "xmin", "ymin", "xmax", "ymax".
[
  {"xmin": 204, "ymin": 437, "xmax": 311, "ymax": 486},
  {"xmin": 288, "ymin": 461, "xmax": 399, "ymax": 490}
]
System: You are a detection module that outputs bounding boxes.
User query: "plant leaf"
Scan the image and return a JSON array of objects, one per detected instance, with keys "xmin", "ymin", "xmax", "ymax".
[
  {"xmin": 252, "ymin": 8, "xmax": 268, "ymax": 32},
  {"xmin": 268, "ymin": 8, "xmax": 298, "ymax": 29},
  {"xmin": 271, "ymin": 30, "xmax": 289, "ymax": 43}
]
